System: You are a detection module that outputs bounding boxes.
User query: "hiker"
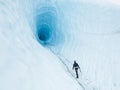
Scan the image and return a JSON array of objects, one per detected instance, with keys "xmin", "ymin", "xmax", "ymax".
[{"xmin": 72, "ymin": 60, "xmax": 81, "ymax": 78}]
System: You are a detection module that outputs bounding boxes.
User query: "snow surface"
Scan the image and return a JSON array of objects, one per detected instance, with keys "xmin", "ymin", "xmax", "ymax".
[{"xmin": 0, "ymin": 0, "xmax": 120, "ymax": 90}]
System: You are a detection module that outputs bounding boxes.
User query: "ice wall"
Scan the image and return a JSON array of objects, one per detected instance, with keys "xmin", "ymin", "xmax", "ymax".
[
  {"xmin": 0, "ymin": 0, "xmax": 83, "ymax": 90},
  {"xmin": 1, "ymin": 0, "xmax": 120, "ymax": 90}
]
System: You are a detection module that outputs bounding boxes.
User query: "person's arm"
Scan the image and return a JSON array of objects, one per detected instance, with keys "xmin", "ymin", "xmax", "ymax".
[
  {"xmin": 79, "ymin": 68, "xmax": 81, "ymax": 72},
  {"xmin": 78, "ymin": 65, "xmax": 81, "ymax": 72},
  {"xmin": 72, "ymin": 64, "xmax": 74, "ymax": 70}
]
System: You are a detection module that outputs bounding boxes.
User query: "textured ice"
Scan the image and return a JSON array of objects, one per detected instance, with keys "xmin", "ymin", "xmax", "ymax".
[{"xmin": 0, "ymin": 0, "xmax": 120, "ymax": 90}]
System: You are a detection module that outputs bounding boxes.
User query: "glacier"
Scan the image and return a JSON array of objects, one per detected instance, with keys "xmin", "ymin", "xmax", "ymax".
[{"xmin": 0, "ymin": 0, "xmax": 120, "ymax": 90}]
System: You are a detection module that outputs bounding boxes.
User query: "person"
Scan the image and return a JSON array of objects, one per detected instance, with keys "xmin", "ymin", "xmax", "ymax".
[{"xmin": 72, "ymin": 60, "xmax": 81, "ymax": 78}]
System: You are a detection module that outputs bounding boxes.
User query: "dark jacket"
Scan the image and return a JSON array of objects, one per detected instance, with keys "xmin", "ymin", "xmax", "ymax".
[{"xmin": 72, "ymin": 61, "xmax": 80, "ymax": 70}]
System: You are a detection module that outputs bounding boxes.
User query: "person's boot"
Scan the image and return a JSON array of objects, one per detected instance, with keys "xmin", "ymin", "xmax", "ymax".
[{"xmin": 76, "ymin": 75, "xmax": 79, "ymax": 78}]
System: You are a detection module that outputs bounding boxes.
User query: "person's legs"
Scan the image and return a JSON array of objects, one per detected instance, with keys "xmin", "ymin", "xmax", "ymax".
[{"xmin": 75, "ymin": 69, "xmax": 79, "ymax": 78}]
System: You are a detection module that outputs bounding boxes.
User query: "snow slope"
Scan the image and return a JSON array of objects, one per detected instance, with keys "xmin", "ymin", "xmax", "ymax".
[{"xmin": 0, "ymin": 0, "xmax": 120, "ymax": 90}]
